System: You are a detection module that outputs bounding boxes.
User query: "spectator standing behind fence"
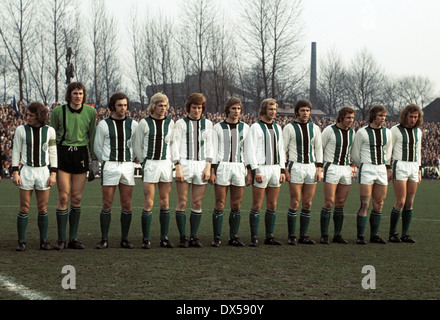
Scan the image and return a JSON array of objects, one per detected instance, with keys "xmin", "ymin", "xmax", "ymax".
[
  {"xmin": 171, "ymin": 93, "xmax": 213, "ymax": 248},
  {"xmin": 351, "ymin": 105, "xmax": 392, "ymax": 245},
  {"xmin": 389, "ymin": 104, "xmax": 424, "ymax": 243},
  {"xmin": 49, "ymin": 82, "xmax": 98, "ymax": 250},
  {"xmin": 12, "ymin": 102, "xmax": 57, "ymax": 251},
  {"xmin": 94, "ymin": 93, "xmax": 138, "ymax": 249},
  {"xmin": 132, "ymin": 93, "xmax": 175, "ymax": 249}
]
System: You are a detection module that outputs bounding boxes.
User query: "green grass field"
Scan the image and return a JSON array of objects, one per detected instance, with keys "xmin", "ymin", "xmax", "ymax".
[{"xmin": 0, "ymin": 178, "xmax": 439, "ymax": 301}]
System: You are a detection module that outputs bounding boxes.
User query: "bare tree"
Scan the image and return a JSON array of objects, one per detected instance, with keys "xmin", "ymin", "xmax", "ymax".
[
  {"xmin": 89, "ymin": 0, "xmax": 121, "ymax": 106},
  {"xmin": 128, "ymin": 6, "xmax": 147, "ymax": 109},
  {"xmin": 317, "ymin": 48, "xmax": 347, "ymax": 117},
  {"xmin": 396, "ymin": 75, "xmax": 435, "ymax": 108},
  {"xmin": 379, "ymin": 75, "xmax": 401, "ymax": 118},
  {"xmin": 240, "ymin": 0, "xmax": 270, "ymax": 99},
  {"xmin": 178, "ymin": 0, "xmax": 217, "ymax": 93},
  {"xmin": 268, "ymin": 0, "xmax": 303, "ymax": 99},
  {"xmin": 0, "ymin": 0, "xmax": 37, "ymax": 102},
  {"xmin": 344, "ymin": 49, "xmax": 385, "ymax": 120},
  {"xmin": 1, "ymin": 47, "xmax": 14, "ymax": 102},
  {"xmin": 90, "ymin": 0, "xmax": 105, "ymax": 105},
  {"xmin": 25, "ymin": 26, "xmax": 53, "ymax": 104},
  {"xmin": 100, "ymin": 12, "xmax": 121, "ymax": 104},
  {"xmin": 206, "ymin": 11, "xmax": 238, "ymax": 112},
  {"xmin": 42, "ymin": 0, "xmax": 75, "ymax": 103},
  {"xmin": 240, "ymin": 0, "xmax": 304, "ymax": 102},
  {"xmin": 66, "ymin": 8, "xmax": 91, "ymax": 92}
]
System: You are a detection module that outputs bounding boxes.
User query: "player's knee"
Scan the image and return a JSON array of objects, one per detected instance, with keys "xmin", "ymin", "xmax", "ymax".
[
  {"xmin": 144, "ymin": 199, "xmax": 154, "ymax": 211},
  {"xmin": 230, "ymin": 202, "xmax": 241, "ymax": 211},
  {"xmin": 102, "ymin": 200, "xmax": 113, "ymax": 211},
  {"xmin": 372, "ymin": 202, "xmax": 384, "ymax": 213},
  {"xmin": 360, "ymin": 197, "xmax": 370, "ymax": 209},
  {"xmin": 324, "ymin": 199, "xmax": 334, "ymax": 209},
  {"xmin": 290, "ymin": 199, "xmax": 300, "ymax": 210},
  {"xmin": 334, "ymin": 200, "xmax": 345, "ymax": 208},
  {"xmin": 70, "ymin": 193, "xmax": 82, "ymax": 207},
  {"xmin": 358, "ymin": 201, "xmax": 370, "ymax": 216},
  {"xmin": 19, "ymin": 203, "xmax": 31, "ymax": 213},
  {"xmin": 266, "ymin": 200, "xmax": 277, "ymax": 211},
  {"xmin": 192, "ymin": 199, "xmax": 203, "ymax": 211},
  {"xmin": 58, "ymin": 191, "xmax": 70, "ymax": 206},
  {"xmin": 404, "ymin": 195, "xmax": 415, "ymax": 209},
  {"xmin": 302, "ymin": 201, "xmax": 312, "ymax": 211},
  {"xmin": 215, "ymin": 199, "xmax": 226, "ymax": 211},
  {"xmin": 158, "ymin": 197, "xmax": 169, "ymax": 210},
  {"xmin": 37, "ymin": 204, "xmax": 47, "ymax": 213},
  {"xmin": 394, "ymin": 198, "xmax": 405, "ymax": 210}
]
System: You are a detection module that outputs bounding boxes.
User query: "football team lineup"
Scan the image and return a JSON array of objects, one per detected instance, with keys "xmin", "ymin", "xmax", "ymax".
[{"xmin": 10, "ymin": 83, "xmax": 426, "ymax": 253}]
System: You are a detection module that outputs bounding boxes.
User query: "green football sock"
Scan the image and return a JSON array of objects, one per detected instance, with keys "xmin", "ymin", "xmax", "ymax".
[
  {"xmin": 249, "ymin": 209, "xmax": 260, "ymax": 237},
  {"xmin": 175, "ymin": 210, "xmax": 186, "ymax": 237},
  {"xmin": 333, "ymin": 207, "xmax": 344, "ymax": 237},
  {"xmin": 69, "ymin": 206, "xmax": 81, "ymax": 241},
  {"xmin": 159, "ymin": 208, "xmax": 170, "ymax": 240},
  {"xmin": 229, "ymin": 209, "xmax": 241, "ymax": 238},
  {"xmin": 56, "ymin": 209, "xmax": 68, "ymax": 241},
  {"xmin": 100, "ymin": 209, "xmax": 111, "ymax": 240},
  {"xmin": 389, "ymin": 207, "xmax": 401, "ymax": 235},
  {"xmin": 190, "ymin": 210, "xmax": 202, "ymax": 238},
  {"xmin": 402, "ymin": 208, "xmax": 413, "ymax": 235},
  {"xmin": 120, "ymin": 210, "xmax": 132, "ymax": 240},
  {"xmin": 265, "ymin": 209, "xmax": 276, "ymax": 238},
  {"xmin": 17, "ymin": 211, "xmax": 28, "ymax": 242},
  {"xmin": 38, "ymin": 212, "xmax": 49, "ymax": 240},
  {"xmin": 141, "ymin": 209, "xmax": 152, "ymax": 240},
  {"xmin": 369, "ymin": 210, "xmax": 382, "ymax": 238},
  {"xmin": 212, "ymin": 209, "xmax": 223, "ymax": 238},
  {"xmin": 287, "ymin": 208, "xmax": 297, "ymax": 237},
  {"xmin": 357, "ymin": 215, "xmax": 367, "ymax": 237},
  {"xmin": 299, "ymin": 209, "xmax": 311, "ymax": 237},
  {"xmin": 320, "ymin": 207, "xmax": 331, "ymax": 236}
]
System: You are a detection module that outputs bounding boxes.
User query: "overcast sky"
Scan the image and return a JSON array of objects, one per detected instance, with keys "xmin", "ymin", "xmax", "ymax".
[
  {"xmin": 104, "ymin": 0, "xmax": 440, "ymax": 96},
  {"xmin": 304, "ymin": 0, "xmax": 440, "ymax": 95}
]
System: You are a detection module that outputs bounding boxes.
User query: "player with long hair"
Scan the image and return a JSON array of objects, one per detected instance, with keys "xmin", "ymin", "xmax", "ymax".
[
  {"xmin": 50, "ymin": 82, "xmax": 97, "ymax": 250},
  {"xmin": 246, "ymin": 98, "xmax": 286, "ymax": 246},
  {"xmin": 209, "ymin": 97, "xmax": 251, "ymax": 247},
  {"xmin": 171, "ymin": 93, "xmax": 213, "ymax": 248},
  {"xmin": 132, "ymin": 92, "xmax": 175, "ymax": 248},
  {"xmin": 12, "ymin": 102, "xmax": 57, "ymax": 251},
  {"xmin": 389, "ymin": 104, "xmax": 423, "ymax": 243},
  {"xmin": 352, "ymin": 105, "xmax": 392, "ymax": 244}
]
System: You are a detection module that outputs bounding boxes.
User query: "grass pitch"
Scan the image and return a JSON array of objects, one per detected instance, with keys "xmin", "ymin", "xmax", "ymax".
[{"xmin": 0, "ymin": 178, "xmax": 439, "ymax": 301}]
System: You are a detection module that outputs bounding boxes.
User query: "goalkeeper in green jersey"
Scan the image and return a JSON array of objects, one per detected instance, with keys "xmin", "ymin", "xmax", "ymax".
[{"xmin": 49, "ymin": 82, "xmax": 97, "ymax": 250}]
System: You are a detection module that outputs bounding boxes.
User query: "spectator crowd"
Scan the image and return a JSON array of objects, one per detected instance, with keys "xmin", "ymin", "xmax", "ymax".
[{"xmin": 2, "ymin": 100, "xmax": 439, "ymax": 180}]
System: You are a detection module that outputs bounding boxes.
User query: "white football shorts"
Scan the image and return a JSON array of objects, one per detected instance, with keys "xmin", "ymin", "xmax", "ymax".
[
  {"xmin": 101, "ymin": 161, "xmax": 135, "ymax": 186},
  {"xmin": 253, "ymin": 164, "xmax": 281, "ymax": 188},
  {"xmin": 358, "ymin": 163, "xmax": 388, "ymax": 186},
  {"xmin": 178, "ymin": 159, "xmax": 208, "ymax": 185},
  {"xmin": 288, "ymin": 162, "xmax": 317, "ymax": 185},
  {"xmin": 323, "ymin": 163, "xmax": 352, "ymax": 185},
  {"xmin": 215, "ymin": 162, "xmax": 246, "ymax": 187},
  {"xmin": 19, "ymin": 165, "xmax": 51, "ymax": 191},
  {"xmin": 142, "ymin": 159, "xmax": 173, "ymax": 183},
  {"xmin": 392, "ymin": 160, "xmax": 419, "ymax": 183}
]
